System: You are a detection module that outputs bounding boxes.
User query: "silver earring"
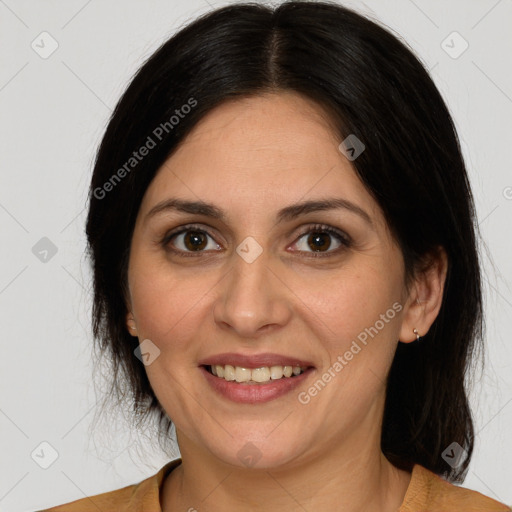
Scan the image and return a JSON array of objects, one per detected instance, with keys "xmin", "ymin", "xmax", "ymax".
[{"xmin": 413, "ymin": 328, "xmax": 420, "ymax": 341}]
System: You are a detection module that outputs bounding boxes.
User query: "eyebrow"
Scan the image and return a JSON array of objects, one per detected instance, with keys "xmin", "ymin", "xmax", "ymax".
[{"xmin": 145, "ymin": 197, "xmax": 373, "ymax": 227}]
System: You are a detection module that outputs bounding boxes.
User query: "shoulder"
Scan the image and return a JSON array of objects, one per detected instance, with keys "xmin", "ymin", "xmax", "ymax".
[
  {"xmin": 400, "ymin": 464, "xmax": 511, "ymax": 511},
  {"xmin": 36, "ymin": 459, "xmax": 182, "ymax": 512}
]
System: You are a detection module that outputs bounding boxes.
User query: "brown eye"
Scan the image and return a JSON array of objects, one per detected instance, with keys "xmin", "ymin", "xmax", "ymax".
[
  {"xmin": 307, "ymin": 232, "xmax": 332, "ymax": 252},
  {"xmin": 164, "ymin": 227, "xmax": 221, "ymax": 254},
  {"xmin": 183, "ymin": 231, "xmax": 208, "ymax": 251},
  {"xmin": 291, "ymin": 224, "xmax": 350, "ymax": 256}
]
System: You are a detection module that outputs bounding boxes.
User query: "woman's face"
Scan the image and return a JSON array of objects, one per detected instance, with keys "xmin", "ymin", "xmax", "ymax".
[{"xmin": 126, "ymin": 92, "xmax": 416, "ymax": 469}]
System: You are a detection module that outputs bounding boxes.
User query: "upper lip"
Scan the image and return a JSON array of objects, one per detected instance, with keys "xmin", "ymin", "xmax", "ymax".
[{"xmin": 198, "ymin": 352, "xmax": 315, "ymax": 369}]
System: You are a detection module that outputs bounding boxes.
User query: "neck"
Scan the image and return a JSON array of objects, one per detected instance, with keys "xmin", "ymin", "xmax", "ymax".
[{"xmin": 161, "ymin": 423, "xmax": 411, "ymax": 511}]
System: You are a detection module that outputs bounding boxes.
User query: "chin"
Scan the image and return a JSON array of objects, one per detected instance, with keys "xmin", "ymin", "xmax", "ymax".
[{"xmin": 207, "ymin": 437, "xmax": 306, "ymax": 470}]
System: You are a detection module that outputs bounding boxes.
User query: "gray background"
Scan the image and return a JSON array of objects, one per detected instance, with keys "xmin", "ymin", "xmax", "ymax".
[{"xmin": 0, "ymin": 0, "xmax": 511, "ymax": 510}]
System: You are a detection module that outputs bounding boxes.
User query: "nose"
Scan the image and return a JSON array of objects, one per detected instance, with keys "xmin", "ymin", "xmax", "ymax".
[{"xmin": 213, "ymin": 251, "xmax": 293, "ymax": 338}]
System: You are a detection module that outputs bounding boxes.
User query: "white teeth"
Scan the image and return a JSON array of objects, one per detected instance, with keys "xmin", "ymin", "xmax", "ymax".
[
  {"xmin": 224, "ymin": 364, "xmax": 235, "ymax": 381},
  {"xmin": 235, "ymin": 367, "xmax": 251, "ymax": 383},
  {"xmin": 210, "ymin": 364, "xmax": 306, "ymax": 383},
  {"xmin": 252, "ymin": 367, "xmax": 271, "ymax": 382},
  {"xmin": 270, "ymin": 365, "xmax": 283, "ymax": 379}
]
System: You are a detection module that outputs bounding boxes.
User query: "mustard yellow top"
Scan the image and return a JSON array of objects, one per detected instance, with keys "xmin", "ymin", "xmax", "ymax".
[{"xmin": 39, "ymin": 459, "xmax": 511, "ymax": 511}]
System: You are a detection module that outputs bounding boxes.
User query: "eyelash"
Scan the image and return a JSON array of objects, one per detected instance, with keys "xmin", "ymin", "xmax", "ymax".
[{"xmin": 160, "ymin": 223, "xmax": 352, "ymax": 258}]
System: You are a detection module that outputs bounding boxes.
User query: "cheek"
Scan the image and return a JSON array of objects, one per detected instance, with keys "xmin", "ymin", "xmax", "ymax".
[
  {"xmin": 295, "ymin": 271, "xmax": 403, "ymax": 422},
  {"xmin": 128, "ymin": 252, "xmax": 214, "ymax": 348},
  {"xmin": 298, "ymin": 266, "xmax": 403, "ymax": 365}
]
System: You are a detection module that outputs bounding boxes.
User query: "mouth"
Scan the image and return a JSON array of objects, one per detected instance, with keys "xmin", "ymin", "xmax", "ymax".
[
  {"xmin": 200, "ymin": 363, "xmax": 315, "ymax": 404},
  {"xmin": 202, "ymin": 363, "xmax": 311, "ymax": 385}
]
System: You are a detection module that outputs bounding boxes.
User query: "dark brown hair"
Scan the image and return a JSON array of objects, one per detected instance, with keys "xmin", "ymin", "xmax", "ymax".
[{"xmin": 86, "ymin": 1, "xmax": 483, "ymax": 482}]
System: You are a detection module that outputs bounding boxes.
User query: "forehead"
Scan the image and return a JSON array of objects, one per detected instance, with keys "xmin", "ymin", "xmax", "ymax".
[
  {"xmin": 138, "ymin": 92, "xmax": 384, "ymax": 229},
  {"xmin": 174, "ymin": 92, "xmax": 340, "ymax": 162}
]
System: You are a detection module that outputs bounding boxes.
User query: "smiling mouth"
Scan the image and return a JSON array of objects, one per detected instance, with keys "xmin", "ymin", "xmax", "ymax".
[{"xmin": 204, "ymin": 364, "xmax": 310, "ymax": 384}]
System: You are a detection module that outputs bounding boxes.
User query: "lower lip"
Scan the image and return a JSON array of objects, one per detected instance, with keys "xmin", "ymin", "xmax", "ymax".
[{"xmin": 199, "ymin": 366, "xmax": 315, "ymax": 404}]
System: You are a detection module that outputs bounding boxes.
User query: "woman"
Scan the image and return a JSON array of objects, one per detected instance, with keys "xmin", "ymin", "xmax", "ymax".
[{"xmin": 41, "ymin": 1, "xmax": 511, "ymax": 510}]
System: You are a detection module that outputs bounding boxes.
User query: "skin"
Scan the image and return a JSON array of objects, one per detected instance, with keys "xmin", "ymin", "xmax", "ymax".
[{"xmin": 125, "ymin": 91, "xmax": 448, "ymax": 511}]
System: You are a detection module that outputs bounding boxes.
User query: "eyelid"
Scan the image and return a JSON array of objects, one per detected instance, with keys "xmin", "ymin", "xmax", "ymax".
[
  {"xmin": 160, "ymin": 223, "xmax": 221, "ymax": 256},
  {"xmin": 293, "ymin": 223, "xmax": 351, "ymax": 245},
  {"xmin": 289, "ymin": 223, "xmax": 352, "ymax": 257},
  {"xmin": 160, "ymin": 222, "xmax": 352, "ymax": 256},
  {"xmin": 161, "ymin": 223, "xmax": 217, "ymax": 241}
]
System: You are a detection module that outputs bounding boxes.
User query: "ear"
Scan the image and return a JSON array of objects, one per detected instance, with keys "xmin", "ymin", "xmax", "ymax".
[
  {"xmin": 399, "ymin": 246, "xmax": 448, "ymax": 343},
  {"xmin": 124, "ymin": 280, "xmax": 138, "ymax": 337},
  {"xmin": 126, "ymin": 311, "xmax": 138, "ymax": 337}
]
